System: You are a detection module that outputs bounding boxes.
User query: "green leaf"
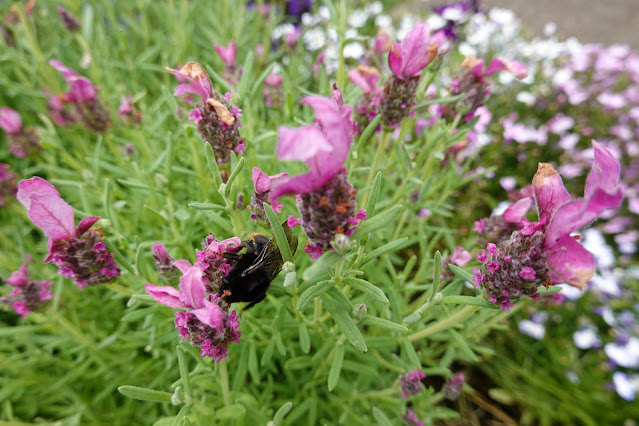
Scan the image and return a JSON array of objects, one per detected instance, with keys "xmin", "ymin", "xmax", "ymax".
[
  {"xmin": 325, "ymin": 287, "xmax": 353, "ymax": 312},
  {"xmin": 401, "ymin": 338, "xmax": 421, "ymax": 369},
  {"xmin": 324, "ymin": 298, "xmax": 367, "ymax": 352},
  {"xmin": 372, "ymin": 407, "xmax": 393, "ymax": 426},
  {"xmin": 176, "ymin": 346, "xmax": 192, "ymax": 397},
  {"xmin": 449, "ymin": 329, "xmax": 479, "ymax": 362},
  {"xmin": 327, "ymin": 343, "xmax": 345, "ymax": 392},
  {"xmin": 116, "ymin": 179, "xmax": 149, "ymax": 190},
  {"xmin": 342, "ymin": 277, "xmax": 388, "ymax": 303},
  {"xmin": 296, "ymin": 280, "xmax": 333, "ymax": 311},
  {"xmin": 302, "ymin": 250, "xmax": 340, "ymax": 281},
  {"xmin": 224, "ymin": 156, "xmax": 244, "ymax": 198},
  {"xmin": 237, "ymin": 51, "xmax": 255, "ymax": 100},
  {"xmin": 272, "ymin": 401, "xmax": 293, "ymax": 425},
  {"xmin": 187, "ymin": 202, "xmax": 227, "ymax": 211},
  {"xmin": 439, "ymin": 295, "xmax": 499, "ymax": 309},
  {"xmin": 117, "ymin": 386, "xmax": 173, "ymax": 403},
  {"xmin": 215, "ymin": 404, "xmax": 247, "ymax": 419},
  {"xmin": 263, "ymin": 203, "xmax": 294, "ymax": 264},
  {"xmin": 361, "ymin": 237, "xmax": 409, "ymax": 266},
  {"xmin": 365, "ymin": 171, "xmax": 382, "ymax": 218},
  {"xmin": 428, "ymin": 251, "xmax": 442, "ymax": 301},
  {"xmin": 249, "ymin": 62, "xmax": 276, "ymax": 97},
  {"xmin": 363, "ymin": 316, "xmax": 408, "ymax": 333},
  {"xmin": 448, "ymin": 264, "xmax": 473, "ymax": 281},
  {"xmin": 537, "ymin": 285, "xmax": 562, "ymax": 294},
  {"xmin": 299, "ymin": 323, "xmax": 310, "ymax": 354},
  {"xmin": 352, "ymin": 204, "xmax": 403, "ymax": 240},
  {"xmin": 355, "ymin": 115, "xmax": 382, "ymax": 154}
]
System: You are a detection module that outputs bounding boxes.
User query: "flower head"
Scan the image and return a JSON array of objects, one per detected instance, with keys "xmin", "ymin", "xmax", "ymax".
[
  {"xmin": 399, "ymin": 370, "xmax": 426, "ymax": 398},
  {"xmin": 248, "ymin": 168, "xmax": 289, "ymax": 226},
  {"xmin": 0, "ymin": 107, "xmax": 21, "ymax": 133},
  {"xmin": 56, "ymin": 7, "xmax": 81, "ymax": 31},
  {"xmin": 214, "ymin": 42, "xmax": 236, "ymax": 68},
  {"xmin": 146, "ymin": 265, "xmax": 241, "ymax": 361},
  {"xmin": 388, "ymin": 22, "xmax": 438, "ymax": 80},
  {"xmin": 0, "ymin": 107, "xmax": 40, "ymax": 157},
  {"xmin": 0, "ymin": 163, "xmax": 17, "ymax": 205},
  {"xmin": 1, "ymin": 259, "xmax": 52, "ymax": 317},
  {"xmin": 17, "ymin": 177, "xmax": 120, "ymax": 287}
]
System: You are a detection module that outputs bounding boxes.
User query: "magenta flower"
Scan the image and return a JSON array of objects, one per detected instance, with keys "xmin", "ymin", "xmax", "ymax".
[
  {"xmin": 56, "ymin": 7, "xmax": 81, "ymax": 31},
  {"xmin": 399, "ymin": 370, "xmax": 426, "ymax": 398},
  {"xmin": 166, "ymin": 62, "xmax": 245, "ymax": 171},
  {"xmin": 263, "ymin": 73, "xmax": 284, "ymax": 108},
  {"xmin": 475, "ymin": 141, "xmax": 623, "ymax": 310},
  {"xmin": 215, "ymin": 42, "xmax": 236, "ymax": 68},
  {"xmin": 118, "ymin": 95, "xmax": 142, "ymax": 125},
  {"xmin": 17, "ymin": 177, "xmax": 120, "ymax": 288},
  {"xmin": 248, "ymin": 167, "xmax": 289, "ymax": 226},
  {"xmin": 388, "ymin": 22, "xmax": 438, "ymax": 80},
  {"xmin": 1, "ymin": 259, "xmax": 52, "ymax": 317},
  {"xmin": 0, "ymin": 107, "xmax": 41, "ymax": 158},
  {"xmin": 48, "ymin": 60, "xmax": 110, "ymax": 133},
  {"xmin": 0, "ymin": 163, "xmax": 17, "ymax": 206},
  {"xmin": 145, "ymin": 265, "xmax": 241, "ymax": 361},
  {"xmin": 463, "ymin": 55, "xmax": 528, "ymax": 81},
  {"xmin": 443, "ymin": 371, "xmax": 466, "ymax": 400},
  {"xmin": 152, "ymin": 242, "xmax": 180, "ymax": 284}
]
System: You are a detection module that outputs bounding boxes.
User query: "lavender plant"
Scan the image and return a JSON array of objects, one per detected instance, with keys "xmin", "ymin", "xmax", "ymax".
[{"xmin": 0, "ymin": 1, "xmax": 635, "ymax": 425}]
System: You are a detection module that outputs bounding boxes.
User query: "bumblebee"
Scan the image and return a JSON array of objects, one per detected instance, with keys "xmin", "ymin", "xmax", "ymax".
[{"xmin": 219, "ymin": 223, "xmax": 298, "ymax": 308}]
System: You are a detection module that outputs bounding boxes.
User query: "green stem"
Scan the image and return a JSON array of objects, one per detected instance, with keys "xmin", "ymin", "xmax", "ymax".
[
  {"xmin": 408, "ymin": 305, "xmax": 478, "ymax": 342},
  {"xmin": 219, "ymin": 359, "xmax": 231, "ymax": 406},
  {"xmin": 362, "ymin": 130, "xmax": 390, "ymax": 208}
]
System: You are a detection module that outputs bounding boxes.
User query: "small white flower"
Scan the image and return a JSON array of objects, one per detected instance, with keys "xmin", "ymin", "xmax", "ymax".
[
  {"xmin": 605, "ymin": 338, "xmax": 639, "ymax": 368},
  {"xmin": 573, "ymin": 327, "xmax": 601, "ymax": 349},
  {"xmin": 519, "ymin": 320, "xmax": 545, "ymax": 340},
  {"xmin": 612, "ymin": 372, "xmax": 637, "ymax": 401},
  {"xmin": 347, "ymin": 10, "xmax": 368, "ymax": 28}
]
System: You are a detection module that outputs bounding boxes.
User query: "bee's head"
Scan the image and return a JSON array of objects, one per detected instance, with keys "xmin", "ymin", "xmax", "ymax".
[{"xmin": 244, "ymin": 233, "xmax": 269, "ymax": 253}]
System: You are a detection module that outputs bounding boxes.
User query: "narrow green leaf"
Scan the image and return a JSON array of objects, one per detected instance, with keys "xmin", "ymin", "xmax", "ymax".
[
  {"xmin": 327, "ymin": 343, "xmax": 345, "ymax": 391},
  {"xmin": 224, "ymin": 156, "xmax": 244, "ymax": 198},
  {"xmin": 325, "ymin": 287, "xmax": 353, "ymax": 311},
  {"xmin": 372, "ymin": 407, "xmax": 393, "ymax": 426},
  {"xmin": 249, "ymin": 62, "xmax": 276, "ymax": 97},
  {"xmin": 325, "ymin": 299, "xmax": 367, "ymax": 352},
  {"xmin": 449, "ymin": 329, "xmax": 479, "ymax": 362},
  {"xmin": 352, "ymin": 204, "xmax": 403, "ymax": 239},
  {"xmin": 263, "ymin": 203, "xmax": 294, "ymax": 264},
  {"xmin": 204, "ymin": 142, "xmax": 222, "ymax": 189},
  {"xmin": 439, "ymin": 295, "xmax": 499, "ymax": 309},
  {"xmin": 363, "ymin": 316, "xmax": 408, "ymax": 333},
  {"xmin": 176, "ymin": 346, "xmax": 192, "ymax": 397},
  {"xmin": 272, "ymin": 401, "xmax": 293, "ymax": 425},
  {"xmin": 103, "ymin": 238, "xmax": 135, "ymax": 275},
  {"xmin": 299, "ymin": 323, "xmax": 310, "ymax": 354},
  {"xmin": 342, "ymin": 277, "xmax": 388, "ymax": 303},
  {"xmin": 401, "ymin": 338, "xmax": 421, "ymax": 369},
  {"xmin": 215, "ymin": 404, "xmax": 247, "ymax": 419},
  {"xmin": 365, "ymin": 171, "xmax": 382, "ymax": 218},
  {"xmin": 302, "ymin": 251, "xmax": 340, "ymax": 281},
  {"xmin": 116, "ymin": 179, "xmax": 149, "ymax": 190},
  {"xmin": 361, "ymin": 237, "xmax": 409, "ymax": 266},
  {"xmin": 296, "ymin": 280, "xmax": 333, "ymax": 311},
  {"xmin": 537, "ymin": 285, "xmax": 562, "ymax": 294},
  {"xmin": 237, "ymin": 51, "xmax": 255, "ymax": 100},
  {"xmin": 248, "ymin": 342, "xmax": 260, "ymax": 383},
  {"xmin": 428, "ymin": 251, "xmax": 442, "ymax": 301},
  {"xmin": 448, "ymin": 264, "xmax": 473, "ymax": 281},
  {"xmin": 117, "ymin": 386, "xmax": 173, "ymax": 403},
  {"xmin": 187, "ymin": 202, "xmax": 227, "ymax": 211},
  {"xmin": 355, "ymin": 115, "xmax": 382, "ymax": 153}
]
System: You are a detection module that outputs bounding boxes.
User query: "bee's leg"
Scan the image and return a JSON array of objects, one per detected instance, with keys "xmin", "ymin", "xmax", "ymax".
[
  {"xmin": 243, "ymin": 293, "xmax": 267, "ymax": 310},
  {"xmin": 222, "ymin": 252, "xmax": 242, "ymax": 261}
]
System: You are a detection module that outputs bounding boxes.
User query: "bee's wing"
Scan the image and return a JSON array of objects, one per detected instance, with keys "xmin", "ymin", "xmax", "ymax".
[{"xmin": 241, "ymin": 222, "xmax": 298, "ymax": 279}]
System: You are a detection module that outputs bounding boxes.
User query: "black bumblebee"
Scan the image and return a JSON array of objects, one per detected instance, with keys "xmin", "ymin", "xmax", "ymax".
[{"xmin": 219, "ymin": 223, "xmax": 298, "ymax": 308}]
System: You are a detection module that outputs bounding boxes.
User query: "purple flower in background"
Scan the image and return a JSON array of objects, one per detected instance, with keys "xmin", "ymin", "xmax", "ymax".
[
  {"xmin": 56, "ymin": 7, "xmax": 81, "ymax": 31},
  {"xmin": 381, "ymin": 22, "xmax": 438, "ymax": 127},
  {"xmin": 118, "ymin": 95, "xmax": 142, "ymax": 125},
  {"xmin": 48, "ymin": 60, "xmax": 110, "ymax": 133},
  {"xmin": 348, "ymin": 65, "xmax": 382, "ymax": 133},
  {"xmin": 17, "ymin": 177, "xmax": 120, "ymax": 288},
  {"xmin": 0, "ymin": 107, "xmax": 41, "ymax": 158},
  {"xmin": 248, "ymin": 167, "xmax": 289, "ymax": 226},
  {"xmin": 152, "ymin": 243, "xmax": 180, "ymax": 285},
  {"xmin": 399, "ymin": 370, "xmax": 426, "ymax": 398},
  {"xmin": 146, "ymin": 265, "xmax": 241, "ymax": 361},
  {"xmin": 271, "ymin": 90, "xmax": 365, "ymax": 258},
  {"xmin": 263, "ymin": 73, "xmax": 284, "ymax": 108},
  {"xmin": 474, "ymin": 141, "xmax": 623, "ymax": 310},
  {"xmin": 443, "ymin": 371, "xmax": 466, "ymax": 400},
  {"xmin": 0, "ymin": 163, "xmax": 18, "ymax": 206},
  {"xmin": 1, "ymin": 259, "xmax": 52, "ymax": 317},
  {"xmin": 166, "ymin": 62, "xmax": 245, "ymax": 176},
  {"xmin": 402, "ymin": 409, "xmax": 424, "ymax": 426},
  {"xmin": 215, "ymin": 42, "xmax": 236, "ymax": 68}
]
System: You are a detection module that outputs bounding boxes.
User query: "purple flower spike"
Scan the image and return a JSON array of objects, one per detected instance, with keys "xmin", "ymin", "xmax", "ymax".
[
  {"xmin": 399, "ymin": 370, "xmax": 426, "ymax": 398},
  {"xmin": 146, "ymin": 265, "xmax": 241, "ymax": 362},
  {"xmin": 1, "ymin": 259, "xmax": 52, "ymax": 317},
  {"xmin": 0, "ymin": 107, "xmax": 41, "ymax": 158},
  {"xmin": 17, "ymin": 177, "xmax": 120, "ymax": 288},
  {"xmin": 0, "ymin": 107, "xmax": 21, "ymax": 133},
  {"xmin": 56, "ymin": 7, "xmax": 81, "ymax": 31},
  {"xmin": 248, "ymin": 167, "xmax": 289, "ymax": 226},
  {"xmin": 215, "ymin": 42, "xmax": 237, "ymax": 68}
]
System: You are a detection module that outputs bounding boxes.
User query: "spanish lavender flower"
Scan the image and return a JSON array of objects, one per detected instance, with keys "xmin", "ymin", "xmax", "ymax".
[
  {"xmin": 0, "ymin": 260, "xmax": 52, "ymax": 317},
  {"xmin": 348, "ymin": 65, "xmax": 382, "ymax": 133},
  {"xmin": 380, "ymin": 22, "xmax": 438, "ymax": 127},
  {"xmin": 474, "ymin": 141, "xmax": 623, "ymax": 311},
  {"xmin": 17, "ymin": 177, "xmax": 120, "ymax": 288},
  {"xmin": 263, "ymin": 73, "xmax": 284, "ymax": 108},
  {"xmin": 402, "ymin": 409, "xmax": 424, "ymax": 426},
  {"xmin": 399, "ymin": 370, "xmax": 426, "ymax": 398},
  {"xmin": 152, "ymin": 243, "xmax": 180, "ymax": 285},
  {"xmin": 0, "ymin": 107, "xmax": 41, "ymax": 158},
  {"xmin": 271, "ymin": 91, "xmax": 365, "ymax": 258},
  {"xmin": 214, "ymin": 42, "xmax": 241, "ymax": 84},
  {"xmin": 248, "ymin": 167, "xmax": 288, "ymax": 227},
  {"xmin": 442, "ymin": 54, "xmax": 527, "ymax": 122},
  {"xmin": 0, "ymin": 163, "xmax": 17, "ymax": 206},
  {"xmin": 145, "ymin": 265, "xmax": 241, "ymax": 362},
  {"xmin": 474, "ymin": 197, "xmax": 533, "ymax": 245},
  {"xmin": 48, "ymin": 60, "xmax": 111, "ymax": 133},
  {"xmin": 118, "ymin": 95, "xmax": 142, "ymax": 125},
  {"xmin": 56, "ymin": 7, "xmax": 81, "ymax": 31},
  {"xmin": 441, "ymin": 246, "xmax": 472, "ymax": 278},
  {"xmin": 443, "ymin": 371, "xmax": 466, "ymax": 400},
  {"xmin": 166, "ymin": 62, "xmax": 246, "ymax": 177}
]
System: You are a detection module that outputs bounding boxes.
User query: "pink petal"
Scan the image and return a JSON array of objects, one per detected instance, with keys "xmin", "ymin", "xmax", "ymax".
[
  {"xmin": 75, "ymin": 216, "xmax": 100, "ymax": 235},
  {"xmin": 152, "ymin": 242, "xmax": 171, "ymax": 263},
  {"xmin": 399, "ymin": 22, "xmax": 432, "ymax": 77},
  {"xmin": 252, "ymin": 167, "xmax": 271, "ymax": 193},
  {"xmin": 49, "ymin": 59, "xmax": 78, "ymax": 79},
  {"xmin": 503, "ymin": 197, "xmax": 533, "ymax": 224},
  {"xmin": 67, "ymin": 76, "xmax": 97, "ymax": 102},
  {"xmin": 27, "ymin": 193, "xmax": 75, "ymax": 239},
  {"xmin": 546, "ymin": 234, "xmax": 594, "ymax": 290},
  {"xmin": 6, "ymin": 263, "xmax": 29, "ymax": 286},
  {"xmin": 191, "ymin": 298, "xmax": 224, "ymax": 330},
  {"xmin": 178, "ymin": 266, "xmax": 207, "ymax": 309},
  {"xmin": 532, "ymin": 164, "xmax": 571, "ymax": 224},
  {"xmin": 215, "ymin": 42, "xmax": 236, "ymax": 67},
  {"xmin": 264, "ymin": 73, "xmax": 283, "ymax": 87},
  {"xmin": 388, "ymin": 43, "xmax": 403, "ymax": 77},
  {"xmin": 17, "ymin": 177, "xmax": 60, "ymax": 210},
  {"xmin": 585, "ymin": 141, "xmax": 621, "ymax": 200},
  {"xmin": 301, "ymin": 95, "xmax": 351, "ymax": 168},
  {"xmin": 276, "ymin": 125, "xmax": 332, "ymax": 163},
  {"xmin": 145, "ymin": 283, "xmax": 189, "ymax": 309},
  {"xmin": 173, "ymin": 259, "xmax": 192, "ymax": 273},
  {"xmin": 0, "ymin": 107, "xmax": 22, "ymax": 133},
  {"xmin": 271, "ymin": 172, "xmax": 327, "ymax": 200}
]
